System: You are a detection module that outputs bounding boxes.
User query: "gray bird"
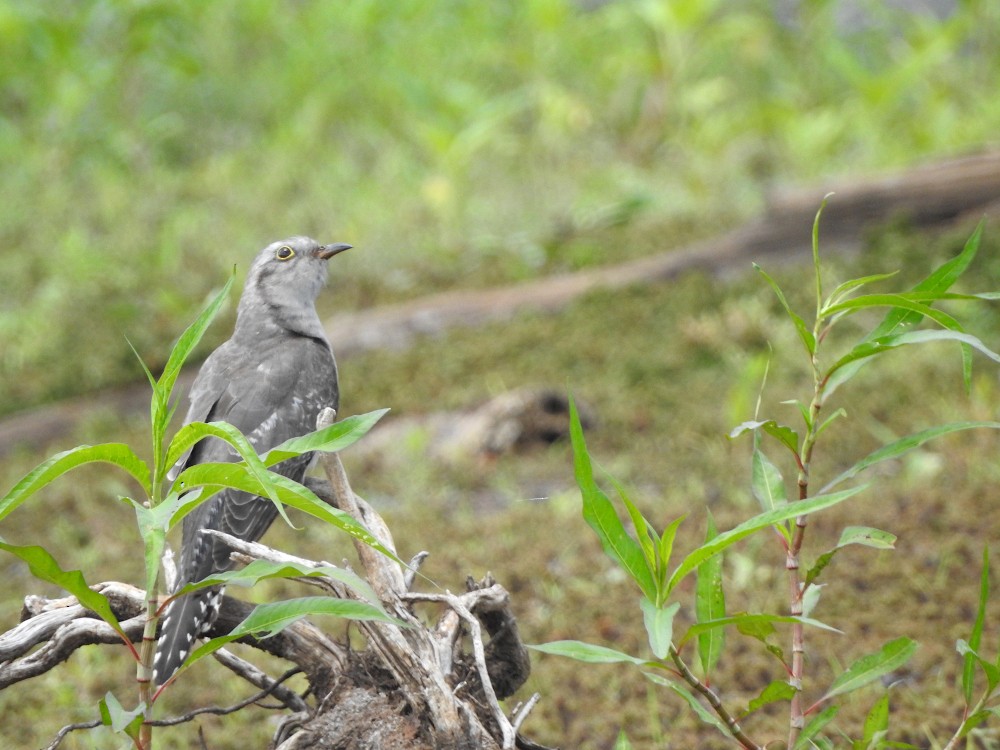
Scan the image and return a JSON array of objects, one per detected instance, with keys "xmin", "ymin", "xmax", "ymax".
[{"xmin": 153, "ymin": 236, "xmax": 350, "ymax": 686}]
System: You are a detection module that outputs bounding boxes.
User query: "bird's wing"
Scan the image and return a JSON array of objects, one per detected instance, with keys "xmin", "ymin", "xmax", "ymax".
[{"xmin": 177, "ymin": 339, "xmax": 338, "ymax": 574}]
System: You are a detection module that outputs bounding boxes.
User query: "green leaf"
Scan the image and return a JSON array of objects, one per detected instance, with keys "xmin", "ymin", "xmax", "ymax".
[
  {"xmin": 820, "ymin": 293, "xmax": 965, "ymax": 331},
  {"xmin": 957, "ymin": 707, "xmax": 1000, "ymax": 739},
  {"xmin": 826, "ymin": 322, "xmax": 999, "ymax": 397},
  {"xmin": 645, "ymin": 673, "xmax": 731, "ymax": 737},
  {"xmin": 811, "ymin": 196, "xmax": 828, "ymax": 315},
  {"xmin": 861, "ymin": 693, "xmax": 890, "ymax": 747},
  {"xmin": 569, "ymin": 395, "xmax": 657, "ymax": 601},
  {"xmin": 821, "ymin": 422, "xmax": 1000, "ymax": 493},
  {"xmin": 0, "ymin": 443, "xmax": 151, "ymax": 522},
  {"xmin": 681, "ymin": 613, "xmax": 841, "ymax": 646},
  {"xmin": 734, "ymin": 616, "xmax": 787, "ymax": 666},
  {"xmin": 793, "ymin": 705, "xmax": 839, "ymax": 750},
  {"xmin": 820, "ymin": 637, "xmax": 917, "ymax": 702},
  {"xmin": 0, "ymin": 542, "xmax": 124, "ymax": 639},
  {"xmin": 825, "ymin": 271, "xmax": 900, "ymax": 309},
  {"xmin": 751, "ymin": 446, "xmax": 789, "ymax": 515},
  {"xmin": 730, "ymin": 419, "xmax": 800, "ymax": 459},
  {"xmin": 129, "ymin": 500, "xmax": 165, "ymax": 596},
  {"xmin": 529, "ymin": 640, "xmax": 648, "ymax": 665},
  {"xmin": 743, "ymin": 680, "xmax": 797, "ymax": 717},
  {"xmin": 262, "ymin": 409, "xmax": 389, "ymax": 465},
  {"xmin": 174, "ymin": 559, "xmax": 380, "ymax": 608},
  {"xmin": 99, "ymin": 692, "xmax": 145, "ymax": 739},
  {"xmin": 826, "ymin": 222, "xmax": 982, "ymax": 396},
  {"xmin": 168, "ymin": 420, "xmax": 287, "ymax": 522},
  {"xmin": 657, "ymin": 516, "xmax": 686, "ymax": 597},
  {"xmin": 957, "ymin": 639, "xmax": 1000, "ymax": 695},
  {"xmin": 754, "ymin": 263, "xmax": 816, "ymax": 355},
  {"xmin": 801, "ymin": 582, "xmax": 824, "ymax": 618},
  {"xmin": 666, "ymin": 485, "xmax": 869, "ymax": 594},
  {"xmin": 607, "ymin": 473, "xmax": 659, "ymax": 587},
  {"xmin": 696, "ymin": 513, "xmax": 725, "ymax": 677},
  {"xmin": 614, "ymin": 730, "xmax": 634, "ymax": 750},
  {"xmin": 172, "ymin": 463, "xmax": 399, "ymax": 562},
  {"xmin": 183, "ymin": 596, "xmax": 403, "ymax": 670},
  {"xmin": 805, "ymin": 527, "xmax": 897, "ymax": 588},
  {"xmin": 965, "ymin": 547, "xmax": 990, "ymax": 704},
  {"xmin": 640, "ymin": 599, "xmax": 679, "ymax": 660},
  {"xmin": 156, "ymin": 273, "xmax": 234, "ymax": 417}
]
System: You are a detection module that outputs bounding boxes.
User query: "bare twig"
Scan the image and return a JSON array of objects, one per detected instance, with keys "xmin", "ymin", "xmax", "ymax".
[
  {"xmin": 44, "ymin": 719, "xmax": 103, "ymax": 750},
  {"xmin": 404, "ymin": 589, "xmax": 516, "ymax": 748},
  {"xmin": 212, "ymin": 649, "xmax": 308, "ymax": 712}
]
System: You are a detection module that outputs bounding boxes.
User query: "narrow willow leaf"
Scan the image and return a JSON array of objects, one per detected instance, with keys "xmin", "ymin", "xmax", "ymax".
[
  {"xmin": 681, "ymin": 613, "xmax": 841, "ymax": 646},
  {"xmin": 826, "ymin": 328, "xmax": 1000, "ymax": 395},
  {"xmin": 657, "ymin": 516, "xmax": 686, "ymax": 599},
  {"xmin": 614, "ymin": 730, "xmax": 634, "ymax": 750},
  {"xmin": 793, "ymin": 705, "xmax": 839, "ymax": 750},
  {"xmin": 825, "ymin": 271, "xmax": 900, "ymax": 309},
  {"xmin": 838, "ymin": 526, "xmax": 896, "ymax": 550},
  {"xmin": 607, "ymin": 474, "xmax": 658, "ymax": 583},
  {"xmin": 156, "ymin": 273, "xmax": 234, "ymax": 417},
  {"xmin": 666, "ymin": 485, "xmax": 868, "ymax": 594},
  {"xmin": 815, "ymin": 408, "xmax": 847, "ymax": 439},
  {"xmin": 958, "ymin": 708, "xmax": 999, "ymax": 738},
  {"xmin": 129, "ymin": 500, "xmax": 165, "ymax": 597},
  {"xmin": 754, "ymin": 263, "xmax": 816, "ymax": 355},
  {"xmin": 735, "ymin": 617, "xmax": 787, "ymax": 666},
  {"xmin": 696, "ymin": 513, "xmax": 725, "ymax": 677},
  {"xmin": 964, "ymin": 547, "xmax": 989, "ymax": 704},
  {"xmin": 641, "ymin": 599, "xmax": 680, "ymax": 660},
  {"xmin": 529, "ymin": 640, "xmax": 648, "ymax": 665},
  {"xmin": 743, "ymin": 680, "xmax": 796, "ymax": 717},
  {"xmin": 99, "ymin": 692, "xmax": 145, "ymax": 738},
  {"xmin": 801, "ymin": 583, "xmax": 824, "ymax": 619},
  {"xmin": 807, "ymin": 526, "xmax": 899, "ymax": 587},
  {"xmin": 0, "ymin": 443, "xmax": 151, "ymax": 522},
  {"xmin": 0, "ymin": 542, "xmax": 123, "ymax": 638},
  {"xmin": 861, "ymin": 693, "xmax": 890, "ymax": 746},
  {"xmin": 826, "ymin": 222, "xmax": 982, "ymax": 397},
  {"xmin": 820, "ymin": 294, "xmax": 965, "ymax": 331},
  {"xmin": 821, "ymin": 422, "xmax": 1000, "ymax": 493},
  {"xmin": 820, "ymin": 637, "xmax": 917, "ymax": 702},
  {"xmin": 262, "ymin": 409, "xmax": 389, "ymax": 465},
  {"xmin": 957, "ymin": 640, "xmax": 1000, "ymax": 695},
  {"xmin": 569, "ymin": 396, "xmax": 657, "ymax": 601},
  {"xmin": 183, "ymin": 596, "xmax": 403, "ymax": 670},
  {"xmin": 811, "ymin": 196, "xmax": 828, "ymax": 314},
  {"xmin": 751, "ymin": 447, "xmax": 789, "ymax": 515},
  {"xmin": 172, "ymin": 463, "xmax": 398, "ymax": 562},
  {"xmin": 648, "ymin": 675, "xmax": 731, "ymax": 737},
  {"xmin": 174, "ymin": 559, "xmax": 379, "ymax": 608},
  {"xmin": 730, "ymin": 420, "xmax": 800, "ymax": 459}
]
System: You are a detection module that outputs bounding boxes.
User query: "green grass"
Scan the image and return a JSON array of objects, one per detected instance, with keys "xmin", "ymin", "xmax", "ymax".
[
  {"xmin": 3, "ymin": 221, "xmax": 1000, "ymax": 747},
  {"xmin": 3, "ymin": 0, "xmax": 1000, "ymax": 414}
]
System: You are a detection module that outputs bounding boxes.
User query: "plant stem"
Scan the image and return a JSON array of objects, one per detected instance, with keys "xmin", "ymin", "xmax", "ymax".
[
  {"xmin": 668, "ymin": 646, "xmax": 762, "ymax": 750},
  {"xmin": 137, "ymin": 600, "xmax": 158, "ymax": 750},
  {"xmin": 787, "ymin": 345, "xmax": 826, "ymax": 749}
]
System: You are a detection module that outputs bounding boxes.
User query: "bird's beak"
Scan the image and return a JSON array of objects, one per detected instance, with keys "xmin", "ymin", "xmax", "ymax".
[{"xmin": 314, "ymin": 243, "xmax": 353, "ymax": 260}]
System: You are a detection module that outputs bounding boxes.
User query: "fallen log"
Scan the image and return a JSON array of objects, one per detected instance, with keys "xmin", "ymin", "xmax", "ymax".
[{"xmin": 1, "ymin": 150, "xmax": 997, "ymax": 457}]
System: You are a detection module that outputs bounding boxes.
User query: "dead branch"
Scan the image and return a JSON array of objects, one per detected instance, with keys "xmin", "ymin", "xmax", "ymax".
[{"xmin": 0, "ymin": 409, "xmax": 545, "ymax": 749}]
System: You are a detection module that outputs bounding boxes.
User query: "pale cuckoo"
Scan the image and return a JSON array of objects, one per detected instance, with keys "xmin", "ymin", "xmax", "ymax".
[{"xmin": 152, "ymin": 236, "xmax": 350, "ymax": 685}]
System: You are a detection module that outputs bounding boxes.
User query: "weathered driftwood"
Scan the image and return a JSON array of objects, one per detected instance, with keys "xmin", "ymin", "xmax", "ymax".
[
  {"xmin": 2, "ymin": 149, "xmax": 997, "ymax": 458},
  {"xmin": 0, "ymin": 408, "xmax": 543, "ymax": 750}
]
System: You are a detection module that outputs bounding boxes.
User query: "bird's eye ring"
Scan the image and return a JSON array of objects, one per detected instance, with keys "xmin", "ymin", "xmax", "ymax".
[{"xmin": 276, "ymin": 246, "xmax": 295, "ymax": 261}]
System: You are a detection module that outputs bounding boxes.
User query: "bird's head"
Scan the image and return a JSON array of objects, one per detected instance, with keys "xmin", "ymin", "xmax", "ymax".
[{"xmin": 237, "ymin": 236, "xmax": 352, "ymax": 338}]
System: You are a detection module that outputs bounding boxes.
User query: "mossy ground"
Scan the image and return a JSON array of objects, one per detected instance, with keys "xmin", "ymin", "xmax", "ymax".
[{"xmin": 3, "ymin": 221, "xmax": 1000, "ymax": 747}]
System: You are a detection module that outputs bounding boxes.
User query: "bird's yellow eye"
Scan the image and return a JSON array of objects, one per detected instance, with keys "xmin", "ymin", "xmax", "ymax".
[{"xmin": 276, "ymin": 246, "xmax": 295, "ymax": 261}]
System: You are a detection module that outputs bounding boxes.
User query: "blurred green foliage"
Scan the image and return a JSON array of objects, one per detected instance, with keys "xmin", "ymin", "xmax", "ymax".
[{"xmin": 2, "ymin": 0, "xmax": 999, "ymax": 414}]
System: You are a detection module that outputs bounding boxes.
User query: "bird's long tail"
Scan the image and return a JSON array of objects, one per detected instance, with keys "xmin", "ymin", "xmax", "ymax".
[{"xmin": 153, "ymin": 585, "xmax": 225, "ymax": 686}]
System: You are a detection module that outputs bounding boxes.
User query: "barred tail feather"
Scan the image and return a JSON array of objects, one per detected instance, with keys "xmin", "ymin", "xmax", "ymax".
[{"xmin": 153, "ymin": 586, "xmax": 224, "ymax": 685}]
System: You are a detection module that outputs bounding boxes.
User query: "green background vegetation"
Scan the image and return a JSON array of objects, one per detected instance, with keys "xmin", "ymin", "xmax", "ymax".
[{"xmin": 2, "ymin": 0, "xmax": 1000, "ymax": 747}]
